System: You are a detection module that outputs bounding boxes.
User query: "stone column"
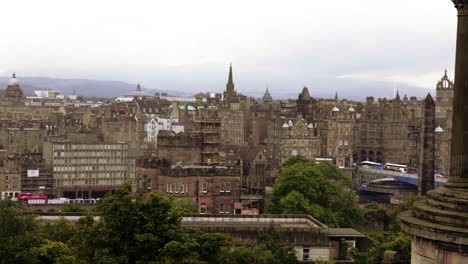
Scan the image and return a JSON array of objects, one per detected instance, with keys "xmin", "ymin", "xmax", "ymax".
[
  {"xmin": 449, "ymin": 0, "xmax": 468, "ymax": 185},
  {"xmin": 399, "ymin": 2, "xmax": 468, "ymax": 262},
  {"xmin": 418, "ymin": 94, "xmax": 435, "ymax": 195}
]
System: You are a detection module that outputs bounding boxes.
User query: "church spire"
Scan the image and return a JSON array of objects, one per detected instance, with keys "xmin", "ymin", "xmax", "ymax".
[
  {"xmin": 395, "ymin": 90, "xmax": 400, "ymax": 100},
  {"xmin": 226, "ymin": 63, "xmax": 235, "ymax": 94},
  {"xmin": 334, "ymin": 91, "xmax": 338, "ymax": 100},
  {"xmin": 262, "ymin": 85, "xmax": 272, "ymax": 103}
]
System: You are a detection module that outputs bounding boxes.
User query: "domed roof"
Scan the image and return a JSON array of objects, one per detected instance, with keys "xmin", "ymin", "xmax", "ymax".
[
  {"xmin": 282, "ymin": 123, "xmax": 289, "ymax": 128},
  {"xmin": 348, "ymin": 107, "xmax": 355, "ymax": 112},
  {"xmin": 307, "ymin": 123, "xmax": 314, "ymax": 128},
  {"xmin": 332, "ymin": 106, "xmax": 340, "ymax": 112},
  {"xmin": 435, "ymin": 126, "xmax": 444, "ymax": 133},
  {"xmin": 8, "ymin": 73, "xmax": 19, "ymax": 86}
]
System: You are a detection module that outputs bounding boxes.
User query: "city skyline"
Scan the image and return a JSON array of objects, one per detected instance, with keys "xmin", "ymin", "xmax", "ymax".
[{"xmin": 0, "ymin": 0, "xmax": 457, "ymax": 98}]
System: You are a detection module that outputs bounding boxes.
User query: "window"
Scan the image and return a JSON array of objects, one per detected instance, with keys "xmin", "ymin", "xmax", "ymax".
[
  {"xmin": 200, "ymin": 203, "xmax": 207, "ymax": 214},
  {"xmin": 181, "ymin": 184, "xmax": 185, "ymax": 193},
  {"xmin": 226, "ymin": 183, "xmax": 231, "ymax": 193},
  {"xmin": 219, "ymin": 204, "xmax": 224, "ymax": 214},
  {"xmin": 202, "ymin": 183, "xmax": 208, "ymax": 193},
  {"xmin": 303, "ymin": 248, "xmax": 310, "ymax": 261},
  {"xmin": 169, "ymin": 184, "xmax": 173, "ymax": 193},
  {"xmin": 220, "ymin": 184, "xmax": 225, "ymax": 193},
  {"xmin": 225, "ymin": 204, "xmax": 231, "ymax": 214},
  {"xmin": 175, "ymin": 184, "xmax": 179, "ymax": 193}
]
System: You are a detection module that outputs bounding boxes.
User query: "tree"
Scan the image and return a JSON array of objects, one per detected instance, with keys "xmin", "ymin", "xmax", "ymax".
[
  {"xmin": 75, "ymin": 184, "xmax": 230, "ymax": 264},
  {"xmin": 31, "ymin": 239, "xmax": 76, "ymax": 264},
  {"xmin": 39, "ymin": 217, "xmax": 78, "ymax": 244},
  {"xmin": 0, "ymin": 201, "xmax": 42, "ymax": 264},
  {"xmin": 267, "ymin": 157, "xmax": 364, "ymax": 228},
  {"xmin": 388, "ymin": 193, "xmax": 425, "ymax": 231},
  {"xmin": 170, "ymin": 197, "xmax": 197, "ymax": 216},
  {"xmin": 350, "ymin": 232, "xmax": 411, "ymax": 264}
]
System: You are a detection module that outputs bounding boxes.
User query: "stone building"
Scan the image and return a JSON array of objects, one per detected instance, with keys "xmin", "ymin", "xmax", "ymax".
[
  {"xmin": 434, "ymin": 70, "xmax": 454, "ymax": 175},
  {"xmin": 220, "ymin": 64, "xmax": 254, "ymax": 146},
  {"xmin": 224, "ymin": 146, "xmax": 268, "ymax": 213},
  {"xmin": 182, "ymin": 214, "xmax": 368, "ymax": 262},
  {"xmin": 20, "ymin": 154, "xmax": 53, "ymax": 196},
  {"xmin": 0, "ymin": 154, "xmax": 22, "ymax": 199},
  {"xmin": 156, "ymin": 163, "xmax": 241, "ymax": 214},
  {"xmin": 143, "ymin": 116, "xmax": 184, "ymax": 143},
  {"xmin": 157, "ymin": 133, "xmax": 203, "ymax": 164},
  {"xmin": 4, "ymin": 73, "xmax": 24, "ymax": 101}
]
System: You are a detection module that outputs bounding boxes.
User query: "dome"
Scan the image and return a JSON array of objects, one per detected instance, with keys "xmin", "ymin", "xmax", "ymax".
[
  {"xmin": 435, "ymin": 126, "xmax": 444, "ymax": 133},
  {"xmin": 307, "ymin": 123, "xmax": 314, "ymax": 128},
  {"xmin": 332, "ymin": 106, "xmax": 340, "ymax": 112},
  {"xmin": 348, "ymin": 107, "xmax": 355, "ymax": 112},
  {"xmin": 282, "ymin": 123, "xmax": 289, "ymax": 128},
  {"xmin": 8, "ymin": 73, "xmax": 19, "ymax": 86}
]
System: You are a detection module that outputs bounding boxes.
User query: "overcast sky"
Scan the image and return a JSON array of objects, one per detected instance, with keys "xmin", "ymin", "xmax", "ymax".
[{"xmin": 0, "ymin": 0, "xmax": 458, "ymax": 98}]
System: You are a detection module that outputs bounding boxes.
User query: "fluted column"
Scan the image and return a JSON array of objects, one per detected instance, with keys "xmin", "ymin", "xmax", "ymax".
[{"xmin": 449, "ymin": 0, "xmax": 468, "ymax": 183}]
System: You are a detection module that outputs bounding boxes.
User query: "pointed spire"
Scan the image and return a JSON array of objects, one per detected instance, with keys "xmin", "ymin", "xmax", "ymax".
[
  {"xmin": 137, "ymin": 83, "xmax": 141, "ymax": 92},
  {"xmin": 12, "ymin": 72, "xmax": 16, "ymax": 79},
  {"xmin": 424, "ymin": 92, "xmax": 435, "ymax": 105},
  {"xmin": 444, "ymin": 68, "xmax": 448, "ymax": 77},
  {"xmin": 334, "ymin": 91, "xmax": 338, "ymax": 100},
  {"xmin": 262, "ymin": 85, "xmax": 273, "ymax": 102},
  {"xmin": 226, "ymin": 63, "xmax": 235, "ymax": 95},
  {"xmin": 395, "ymin": 90, "xmax": 400, "ymax": 100},
  {"xmin": 300, "ymin": 87, "xmax": 310, "ymax": 100},
  {"xmin": 403, "ymin": 94, "xmax": 408, "ymax": 100}
]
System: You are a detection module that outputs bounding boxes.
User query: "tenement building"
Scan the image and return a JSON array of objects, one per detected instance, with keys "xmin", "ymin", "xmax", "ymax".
[
  {"xmin": 400, "ymin": 1, "xmax": 468, "ymax": 263},
  {"xmin": 157, "ymin": 163, "xmax": 241, "ymax": 214}
]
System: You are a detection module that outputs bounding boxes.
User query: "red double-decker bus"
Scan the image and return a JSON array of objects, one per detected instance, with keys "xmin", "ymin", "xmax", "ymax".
[{"xmin": 18, "ymin": 192, "xmax": 48, "ymax": 200}]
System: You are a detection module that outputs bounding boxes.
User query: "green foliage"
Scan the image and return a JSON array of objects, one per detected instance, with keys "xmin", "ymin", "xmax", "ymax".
[
  {"xmin": 258, "ymin": 225, "xmax": 299, "ymax": 264},
  {"xmin": 31, "ymin": 239, "xmax": 76, "ymax": 264},
  {"xmin": 267, "ymin": 157, "xmax": 364, "ymax": 228},
  {"xmin": 39, "ymin": 217, "xmax": 77, "ymax": 243},
  {"xmin": 388, "ymin": 193, "xmax": 425, "ymax": 231},
  {"xmin": 170, "ymin": 197, "xmax": 198, "ymax": 216},
  {"xmin": 0, "ymin": 186, "xmax": 304, "ymax": 264},
  {"xmin": 0, "ymin": 201, "xmax": 41, "ymax": 264},
  {"xmin": 75, "ymin": 184, "xmax": 231, "ymax": 263},
  {"xmin": 227, "ymin": 244, "xmax": 276, "ymax": 264},
  {"xmin": 362, "ymin": 203, "xmax": 391, "ymax": 231},
  {"xmin": 62, "ymin": 202, "xmax": 88, "ymax": 213},
  {"xmin": 281, "ymin": 155, "xmax": 310, "ymax": 168},
  {"xmin": 350, "ymin": 232, "xmax": 411, "ymax": 264}
]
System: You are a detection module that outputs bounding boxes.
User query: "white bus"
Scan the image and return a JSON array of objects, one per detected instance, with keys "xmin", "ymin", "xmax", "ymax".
[{"xmin": 384, "ymin": 163, "xmax": 408, "ymax": 173}]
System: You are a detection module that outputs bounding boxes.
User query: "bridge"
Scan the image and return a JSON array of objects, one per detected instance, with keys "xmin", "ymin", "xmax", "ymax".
[{"xmin": 354, "ymin": 167, "xmax": 447, "ymax": 203}]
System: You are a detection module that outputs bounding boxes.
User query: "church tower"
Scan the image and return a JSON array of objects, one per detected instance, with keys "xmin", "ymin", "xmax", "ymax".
[
  {"xmin": 262, "ymin": 87, "xmax": 272, "ymax": 103},
  {"xmin": 224, "ymin": 64, "xmax": 236, "ymax": 101}
]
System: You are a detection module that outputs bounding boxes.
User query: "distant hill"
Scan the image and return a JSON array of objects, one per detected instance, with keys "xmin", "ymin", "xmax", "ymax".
[
  {"xmin": 0, "ymin": 76, "xmax": 435, "ymax": 101},
  {"xmin": 0, "ymin": 77, "xmax": 181, "ymax": 98}
]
